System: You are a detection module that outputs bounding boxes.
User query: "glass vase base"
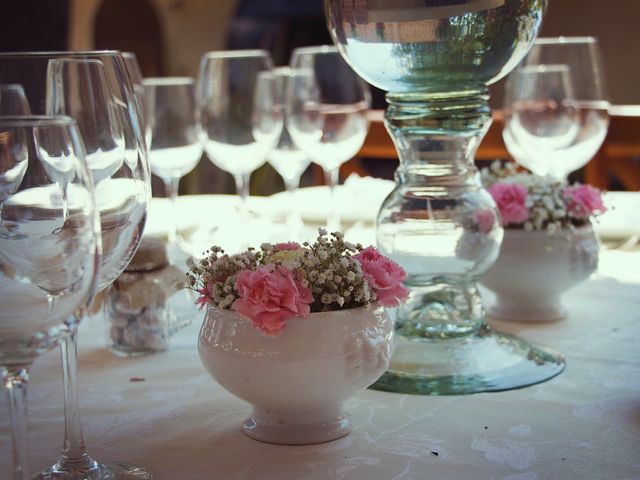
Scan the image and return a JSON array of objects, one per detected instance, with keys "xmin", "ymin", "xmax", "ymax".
[
  {"xmin": 371, "ymin": 326, "xmax": 565, "ymax": 395},
  {"xmin": 35, "ymin": 461, "xmax": 153, "ymax": 480}
]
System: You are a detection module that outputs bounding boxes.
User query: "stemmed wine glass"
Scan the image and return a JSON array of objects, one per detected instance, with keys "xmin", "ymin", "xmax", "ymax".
[
  {"xmin": 143, "ymin": 77, "xmax": 202, "ymax": 243},
  {"xmin": 287, "ymin": 45, "xmax": 370, "ymax": 231},
  {"xmin": 0, "ymin": 51, "xmax": 151, "ymax": 480},
  {"xmin": 198, "ymin": 50, "xmax": 282, "ymax": 218},
  {"xmin": 122, "ymin": 52, "xmax": 150, "ymax": 148},
  {"xmin": 0, "ymin": 84, "xmax": 30, "ymax": 115},
  {"xmin": 44, "ymin": 57, "xmax": 150, "ymax": 480},
  {"xmin": 257, "ymin": 67, "xmax": 311, "ymax": 239},
  {"xmin": 504, "ymin": 37, "xmax": 610, "ymax": 179},
  {"xmin": 0, "ymin": 116, "xmax": 100, "ymax": 480}
]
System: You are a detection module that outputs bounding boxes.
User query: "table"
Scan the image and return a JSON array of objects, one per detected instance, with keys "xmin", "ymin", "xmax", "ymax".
[{"xmin": 2, "ymin": 194, "xmax": 639, "ymax": 480}]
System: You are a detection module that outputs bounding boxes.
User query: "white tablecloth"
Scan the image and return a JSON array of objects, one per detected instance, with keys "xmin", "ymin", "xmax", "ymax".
[{"xmin": 1, "ymin": 194, "xmax": 639, "ymax": 480}]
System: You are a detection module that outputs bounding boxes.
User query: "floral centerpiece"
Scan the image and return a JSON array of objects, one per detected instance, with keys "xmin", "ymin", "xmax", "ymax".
[
  {"xmin": 187, "ymin": 229, "xmax": 409, "ymax": 335},
  {"xmin": 192, "ymin": 230, "xmax": 408, "ymax": 444},
  {"xmin": 481, "ymin": 161, "xmax": 607, "ymax": 234},
  {"xmin": 480, "ymin": 162, "xmax": 604, "ymax": 322}
]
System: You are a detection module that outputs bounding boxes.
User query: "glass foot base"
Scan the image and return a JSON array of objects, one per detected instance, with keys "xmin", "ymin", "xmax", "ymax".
[
  {"xmin": 371, "ymin": 325, "xmax": 565, "ymax": 395},
  {"xmin": 36, "ymin": 461, "xmax": 153, "ymax": 480}
]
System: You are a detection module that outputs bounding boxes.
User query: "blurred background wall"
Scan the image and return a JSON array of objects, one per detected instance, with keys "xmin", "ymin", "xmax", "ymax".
[
  {"xmin": 69, "ymin": 0, "xmax": 237, "ymax": 77},
  {"xmin": 66, "ymin": 0, "xmax": 640, "ymax": 105}
]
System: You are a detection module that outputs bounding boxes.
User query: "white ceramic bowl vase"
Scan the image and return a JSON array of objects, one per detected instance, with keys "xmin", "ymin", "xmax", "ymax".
[
  {"xmin": 481, "ymin": 225, "xmax": 599, "ymax": 322},
  {"xmin": 198, "ymin": 303, "xmax": 393, "ymax": 445}
]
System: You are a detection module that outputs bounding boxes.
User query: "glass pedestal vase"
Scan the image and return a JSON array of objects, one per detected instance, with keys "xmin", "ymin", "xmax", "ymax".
[
  {"xmin": 325, "ymin": 0, "xmax": 564, "ymax": 394},
  {"xmin": 373, "ymin": 91, "xmax": 564, "ymax": 394}
]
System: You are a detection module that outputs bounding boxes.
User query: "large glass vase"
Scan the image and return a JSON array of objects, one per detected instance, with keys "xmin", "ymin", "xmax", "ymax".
[{"xmin": 325, "ymin": 0, "xmax": 565, "ymax": 394}]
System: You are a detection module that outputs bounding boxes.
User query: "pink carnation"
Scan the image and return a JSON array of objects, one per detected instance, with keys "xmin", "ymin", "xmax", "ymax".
[
  {"xmin": 232, "ymin": 265, "xmax": 313, "ymax": 335},
  {"xmin": 563, "ymin": 184, "xmax": 606, "ymax": 219},
  {"xmin": 274, "ymin": 242, "xmax": 301, "ymax": 251},
  {"xmin": 354, "ymin": 247, "xmax": 409, "ymax": 308},
  {"xmin": 487, "ymin": 183, "xmax": 529, "ymax": 226}
]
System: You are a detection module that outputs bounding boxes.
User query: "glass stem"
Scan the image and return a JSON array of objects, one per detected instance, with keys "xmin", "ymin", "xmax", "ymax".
[
  {"xmin": 164, "ymin": 176, "xmax": 180, "ymax": 243},
  {"xmin": 3, "ymin": 366, "xmax": 30, "ymax": 480},
  {"xmin": 233, "ymin": 173, "xmax": 251, "ymax": 218},
  {"xmin": 324, "ymin": 167, "xmax": 341, "ymax": 232},
  {"xmin": 55, "ymin": 331, "xmax": 97, "ymax": 473}
]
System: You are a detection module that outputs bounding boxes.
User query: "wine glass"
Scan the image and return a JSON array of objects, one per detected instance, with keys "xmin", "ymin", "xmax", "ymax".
[
  {"xmin": 143, "ymin": 77, "xmax": 202, "ymax": 243},
  {"xmin": 504, "ymin": 36, "xmax": 610, "ymax": 179},
  {"xmin": 0, "ymin": 84, "xmax": 31, "ymax": 115},
  {"xmin": 198, "ymin": 50, "xmax": 281, "ymax": 217},
  {"xmin": 0, "ymin": 51, "xmax": 151, "ymax": 480},
  {"xmin": 122, "ymin": 52, "xmax": 150, "ymax": 147},
  {"xmin": 287, "ymin": 45, "xmax": 371, "ymax": 232},
  {"xmin": 0, "ymin": 116, "xmax": 100, "ymax": 480},
  {"xmin": 257, "ymin": 67, "xmax": 311, "ymax": 239},
  {"xmin": 45, "ymin": 57, "xmax": 150, "ymax": 480}
]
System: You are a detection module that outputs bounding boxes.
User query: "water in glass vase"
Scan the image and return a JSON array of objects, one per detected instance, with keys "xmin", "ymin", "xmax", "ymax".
[
  {"xmin": 326, "ymin": 0, "xmax": 546, "ymax": 94},
  {"xmin": 326, "ymin": 0, "xmax": 565, "ymax": 395}
]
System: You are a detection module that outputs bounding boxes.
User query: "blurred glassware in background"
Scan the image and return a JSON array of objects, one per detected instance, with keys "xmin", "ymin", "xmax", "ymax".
[
  {"xmin": 144, "ymin": 77, "xmax": 202, "ymax": 244},
  {"xmin": 122, "ymin": 52, "xmax": 149, "ymax": 145},
  {"xmin": 199, "ymin": 50, "xmax": 281, "ymax": 218},
  {"xmin": 0, "ymin": 84, "xmax": 31, "ymax": 115},
  {"xmin": 258, "ymin": 67, "xmax": 311, "ymax": 239},
  {"xmin": 504, "ymin": 36, "xmax": 610, "ymax": 179},
  {"xmin": 0, "ymin": 50, "xmax": 152, "ymax": 480},
  {"xmin": 0, "ymin": 116, "xmax": 100, "ymax": 480},
  {"xmin": 287, "ymin": 45, "xmax": 370, "ymax": 232}
]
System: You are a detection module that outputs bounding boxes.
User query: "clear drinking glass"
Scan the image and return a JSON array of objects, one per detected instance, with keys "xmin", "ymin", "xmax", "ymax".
[
  {"xmin": 504, "ymin": 37, "xmax": 610, "ymax": 179},
  {"xmin": 287, "ymin": 45, "xmax": 370, "ymax": 231},
  {"xmin": 45, "ymin": 56, "xmax": 150, "ymax": 480},
  {"xmin": 144, "ymin": 77, "xmax": 202, "ymax": 243},
  {"xmin": 0, "ymin": 116, "xmax": 100, "ymax": 480},
  {"xmin": 199, "ymin": 50, "xmax": 281, "ymax": 217},
  {"xmin": 0, "ymin": 84, "xmax": 31, "ymax": 115},
  {"xmin": 122, "ymin": 52, "xmax": 149, "ymax": 146},
  {"xmin": 257, "ymin": 67, "xmax": 311, "ymax": 238},
  {"xmin": 0, "ymin": 51, "xmax": 151, "ymax": 480}
]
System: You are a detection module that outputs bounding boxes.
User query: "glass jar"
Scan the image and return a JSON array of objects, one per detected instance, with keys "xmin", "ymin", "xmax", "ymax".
[{"xmin": 105, "ymin": 238, "xmax": 186, "ymax": 356}]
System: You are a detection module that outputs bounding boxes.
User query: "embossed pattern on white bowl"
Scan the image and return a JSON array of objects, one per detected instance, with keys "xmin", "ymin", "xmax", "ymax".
[{"xmin": 198, "ymin": 304, "xmax": 393, "ymax": 445}]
